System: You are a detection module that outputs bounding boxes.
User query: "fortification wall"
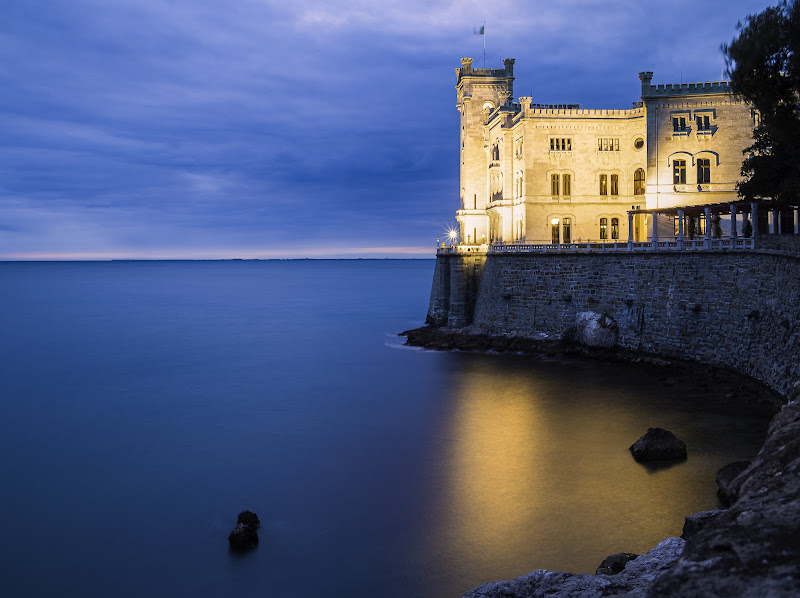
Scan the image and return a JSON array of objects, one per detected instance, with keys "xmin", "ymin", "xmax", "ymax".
[{"xmin": 427, "ymin": 246, "xmax": 800, "ymax": 396}]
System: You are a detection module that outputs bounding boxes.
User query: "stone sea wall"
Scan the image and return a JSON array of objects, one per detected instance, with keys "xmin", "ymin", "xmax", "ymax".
[{"xmin": 428, "ymin": 240, "xmax": 800, "ymax": 397}]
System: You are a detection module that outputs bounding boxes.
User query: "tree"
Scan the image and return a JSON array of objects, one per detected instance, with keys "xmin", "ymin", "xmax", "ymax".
[{"xmin": 722, "ymin": 0, "xmax": 800, "ymax": 206}]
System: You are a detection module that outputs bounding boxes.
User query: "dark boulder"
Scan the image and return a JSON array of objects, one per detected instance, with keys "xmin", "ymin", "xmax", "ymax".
[
  {"xmin": 629, "ymin": 428, "xmax": 687, "ymax": 461},
  {"xmin": 716, "ymin": 460, "xmax": 751, "ymax": 506},
  {"xmin": 228, "ymin": 510, "xmax": 260, "ymax": 551},
  {"xmin": 237, "ymin": 510, "xmax": 261, "ymax": 529},
  {"xmin": 595, "ymin": 552, "xmax": 638, "ymax": 575},
  {"xmin": 681, "ymin": 510, "xmax": 724, "ymax": 539}
]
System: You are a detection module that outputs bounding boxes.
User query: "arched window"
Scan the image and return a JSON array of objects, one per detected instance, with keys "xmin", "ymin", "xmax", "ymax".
[
  {"xmin": 562, "ymin": 218, "xmax": 572, "ymax": 244},
  {"xmin": 634, "ymin": 169, "xmax": 645, "ymax": 195}
]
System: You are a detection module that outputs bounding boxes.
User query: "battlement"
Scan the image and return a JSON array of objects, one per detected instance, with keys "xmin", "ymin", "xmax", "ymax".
[
  {"xmin": 639, "ymin": 71, "xmax": 731, "ymax": 98},
  {"xmin": 456, "ymin": 57, "xmax": 515, "ymax": 83},
  {"xmin": 520, "ymin": 107, "xmax": 644, "ymax": 118}
]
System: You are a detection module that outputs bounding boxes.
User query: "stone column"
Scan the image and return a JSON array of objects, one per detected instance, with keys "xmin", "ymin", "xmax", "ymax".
[
  {"xmin": 769, "ymin": 210, "xmax": 777, "ymax": 234},
  {"xmin": 795, "ymin": 208, "xmax": 799, "ymax": 234},
  {"xmin": 705, "ymin": 207, "xmax": 712, "ymax": 249},
  {"xmin": 751, "ymin": 203, "xmax": 759, "ymax": 239},
  {"xmin": 730, "ymin": 205, "xmax": 738, "ymax": 239},
  {"xmin": 651, "ymin": 213, "xmax": 659, "ymax": 251},
  {"xmin": 677, "ymin": 209, "xmax": 685, "ymax": 249},
  {"xmin": 778, "ymin": 210, "xmax": 783, "ymax": 234},
  {"xmin": 628, "ymin": 212, "xmax": 634, "ymax": 249}
]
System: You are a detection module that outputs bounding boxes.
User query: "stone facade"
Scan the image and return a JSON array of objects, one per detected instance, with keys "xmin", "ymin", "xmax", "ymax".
[
  {"xmin": 427, "ymin": 241, "xmax": 800, "ymax": 397},
  {"xmin": 455, "ymin": 60, "xmax": 755, "ymax": 245}
]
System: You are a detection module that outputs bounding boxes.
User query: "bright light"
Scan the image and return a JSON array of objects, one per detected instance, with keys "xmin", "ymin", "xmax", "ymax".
[
  {"xmin": 551, "ymin": 218, "xmax": 559, "ymax": 225},
  {"xmin": 449, "ymin": 230, "xmax": 458, "ymax": 239}
]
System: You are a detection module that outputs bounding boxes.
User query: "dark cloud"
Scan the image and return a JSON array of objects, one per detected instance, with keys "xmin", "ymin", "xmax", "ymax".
[{"xmin": 0, "ymin": 0, "xmax": 771, "ymax": 258}]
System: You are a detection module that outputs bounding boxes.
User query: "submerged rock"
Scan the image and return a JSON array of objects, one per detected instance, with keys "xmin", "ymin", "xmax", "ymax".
[
  {"xmin": 595, "ymin": 552, "xmax": 638, "ymax": 575},
  {"xmin": 716, "ymin": 460, "xmax": 751, "ymax": 506},
  {"xmin": 629, "ymin": 428, "xmax": 687, "ymax": 461},
  {"xmin": 228, "ymin": 510, "xmax": 260, "ymax": 551}
]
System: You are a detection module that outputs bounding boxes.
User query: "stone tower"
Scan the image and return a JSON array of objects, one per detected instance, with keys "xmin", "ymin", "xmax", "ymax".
[{"xmin": 455, "ymin": 57, "xmax": 515, "ymax": 243}]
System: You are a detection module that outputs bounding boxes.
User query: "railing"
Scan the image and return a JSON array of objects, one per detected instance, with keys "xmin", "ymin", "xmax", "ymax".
[{"xmin": 436, "ymin": 238, "xmax": 756, "ymax": 255}]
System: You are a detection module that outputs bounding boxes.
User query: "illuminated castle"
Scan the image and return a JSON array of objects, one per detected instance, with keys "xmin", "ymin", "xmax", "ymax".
[{"xmin": 454, "ymin": 57, "xmax": 757, "ymax": 245}]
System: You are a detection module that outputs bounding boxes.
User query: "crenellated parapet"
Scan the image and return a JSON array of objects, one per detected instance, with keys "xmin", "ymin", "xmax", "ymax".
[
  {"xmin": 639, "ymin": 71, "xmax": 731, "ymax": 98},
  {"xmin": 456, "ymin": 57, "xmax": 515, "ymax": 85}
]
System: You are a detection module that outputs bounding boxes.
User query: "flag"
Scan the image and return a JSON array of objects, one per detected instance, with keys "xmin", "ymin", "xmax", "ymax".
[{"xmin": 474, "ymin": 25, "xmax": 484, "ymax": 35}]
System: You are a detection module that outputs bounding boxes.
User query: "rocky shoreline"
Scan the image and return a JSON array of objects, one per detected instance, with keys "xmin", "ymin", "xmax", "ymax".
[{"xmin": 401, "ymin": 326, "xmax": 799, "ymax": 598}]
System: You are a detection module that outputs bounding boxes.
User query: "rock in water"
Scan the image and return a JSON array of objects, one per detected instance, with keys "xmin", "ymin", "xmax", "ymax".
[
  {"xmin": 629, "ymin": 428, "xmax": 687, "ymax": 461},
  {"xmin": 228, "ymin": 510, "xmax": 260, "ymax": 551},
  {"xmin": 716, "ymin": 460, "xmax": 751, "ymax": 506},
  {"xmin": 595, "ymin": 552, "xmax": 638, "ymax": 575},
  {"xmin": 237, "ymin": 510, "xmax": 260, "ymax": 529}
]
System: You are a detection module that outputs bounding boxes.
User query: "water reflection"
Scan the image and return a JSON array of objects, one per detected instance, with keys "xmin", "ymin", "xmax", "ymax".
[{"xmin": 429, "ymin": 352, "xmax": 771, "ymax": 591}]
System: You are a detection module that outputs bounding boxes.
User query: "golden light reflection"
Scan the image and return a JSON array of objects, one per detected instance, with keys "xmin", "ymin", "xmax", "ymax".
[{"xmin": 427, "ymin": 357, "xmax": 734, "ymax": 582}]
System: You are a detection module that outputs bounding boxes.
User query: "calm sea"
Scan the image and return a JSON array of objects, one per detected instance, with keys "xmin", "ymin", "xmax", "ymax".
[{"xmin": 0, "ymin": 260, "xmax": 771, "ymax": 598}]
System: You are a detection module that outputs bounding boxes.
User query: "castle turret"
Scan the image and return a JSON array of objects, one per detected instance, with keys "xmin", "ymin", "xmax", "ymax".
[{"xmin": 455, "ymin": 57, "xmax": 515, "ymax": 244}]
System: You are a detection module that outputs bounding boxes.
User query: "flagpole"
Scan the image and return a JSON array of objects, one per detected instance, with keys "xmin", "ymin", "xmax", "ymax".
[{"xmin": 483, "ymin": 21, "xmax": 486, "ymax": 68}]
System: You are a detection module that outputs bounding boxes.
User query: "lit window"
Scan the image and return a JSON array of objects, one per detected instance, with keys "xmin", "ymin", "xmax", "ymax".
[
  {"xmin": 551, "ymin": 174, "xmax": 560, "ymax": 196},
  {"xmin": 610, "ymin": 174, "xmax": 619, "ymax": 196},
  {"xmin": 599, "ymin": 174, "xmax": 608, "ymax": 196},
  {"xmin": 697, "ymin": 158, "xmax": 711, "ymax": 184},
  {"xmin": 634, "ymin": 168, "xmax": 645, "ymax": 195},
  {"xmin": 551, "ymin": 220, "xmax": 560, "ymax": 244},
  {"xmin": 600, "ymin": 218, "xmax": 608, "ymax": 240},
  {"xmin": 673, "ymin": 160, "xmax": 686, "ymax": 184},
  {"xmin": 562, "ymin": 218, "xmax": 572, "ymax": 244},
  {"xmin": 611, "ymin": 218, "xmax": 619, "ymax": 240},
  {"xmin": 563, "ymin": 174, "xmax": 571, "ymax": 196}
]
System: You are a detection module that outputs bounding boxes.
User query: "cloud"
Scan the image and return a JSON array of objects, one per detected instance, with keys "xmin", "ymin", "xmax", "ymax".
[{"xmin": 0, "ymin": 0, "xmax": 773, "ymax": 258}]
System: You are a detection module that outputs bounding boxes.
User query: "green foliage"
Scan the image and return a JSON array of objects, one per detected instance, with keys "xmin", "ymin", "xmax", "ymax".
[
  {"xmin": 712, "ymin": 215, "xmax": 723, "ymax": 239},
  {"xmin": 687, "ymin": 217, "xmax": 697, "ymax": 240},
  {"xmin": 722, "ymin": 1, "xmax": 800, "ymax": 205}
]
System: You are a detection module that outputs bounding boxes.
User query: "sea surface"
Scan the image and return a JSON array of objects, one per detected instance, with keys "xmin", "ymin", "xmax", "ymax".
[{"xmin": 0, "ymin": 260, "xmax": 772, "ymax": 598}]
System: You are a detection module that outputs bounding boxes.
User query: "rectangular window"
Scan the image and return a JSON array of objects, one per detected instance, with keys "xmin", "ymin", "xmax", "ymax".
[
  {"xmin": 610, "ymin": 174, "xmax": 619, "ymax": 196},
  {"xmin": 549, "ymin": 138, "xmax": 572, "ymax": 151},
  {"xmin": 599, "ymin": 174, "xmax": 608, "ymax": 196},
  {"xmin": 697, "ymin": 158, "xmax": 711, "ymax": 184},
  {"xmin": 611, "ymin": 218, "xmax": 619, "ymax": 240},
  {"xmin": 599, "ymin": 218, "xmax": 608, "ymax": 240},
  {"xmin": 551, "ymin": 221, "xmax": 560, "ymax": 244},
  {"xmin": 672, "ymin": 117, "xmax": 687, "ymax": 132},
  {"xmin": 696, "ymin": 115, "xmax": 711, "ymax": 131},
  {"xmin": 673, "ymin": 160, "xmax": 686, "ymax": 184},
  {"xmin": 598, "ymin": 138, "xmax": 620, "ymax": 151},
  {"xmin": 698, "ymin": 215, "xmax": 706, "ymax": 235},
  {"xmin": 551, "ymin": 174, "xmax": 560, "ymax": 196},
  {"xmin": 563, "ymin": 174, "xmax": 571, "ymax": 196}
]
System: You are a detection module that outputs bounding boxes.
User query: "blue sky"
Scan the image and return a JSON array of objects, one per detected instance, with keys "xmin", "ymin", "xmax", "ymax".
[{"xmin": 0, "ymin": 0, "xmax": 773, "ymax": 259}]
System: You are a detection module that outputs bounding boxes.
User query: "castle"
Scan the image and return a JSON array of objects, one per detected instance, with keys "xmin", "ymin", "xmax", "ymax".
[{"xmin": 454, "ymin": 57, "xmax": 777, "ymax": 247}]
